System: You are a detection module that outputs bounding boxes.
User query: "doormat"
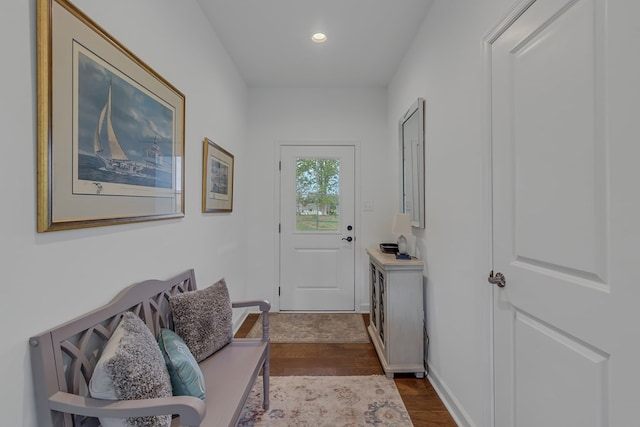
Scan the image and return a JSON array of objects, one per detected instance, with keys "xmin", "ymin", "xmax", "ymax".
[
  {"xmin": 238, "ymin": 375, "xmax": 413, "ymax": 426},
  {"xmin": 245, "ymin": 313, "xmax": 370, "ymax": 343}
]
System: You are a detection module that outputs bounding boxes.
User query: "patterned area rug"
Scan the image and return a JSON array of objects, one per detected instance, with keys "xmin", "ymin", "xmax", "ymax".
[
  {"xmin": 245, "ymin": 313, "xmax": 370, "ymax": 343},
  {"xmin": 238, "ymin": 375, "xmax": 413, "ymax": 426}
]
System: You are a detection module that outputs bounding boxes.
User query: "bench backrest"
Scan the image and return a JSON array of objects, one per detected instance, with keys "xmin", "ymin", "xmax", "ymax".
[{"xmin": 29, "ymin": 269, "xmax": 198, "ymax": 427}]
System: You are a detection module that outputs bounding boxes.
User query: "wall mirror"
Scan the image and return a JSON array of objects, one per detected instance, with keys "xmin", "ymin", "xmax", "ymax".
[{"xmin": 399, "ymin": 97, "xmax": 425, "ymax": 228}]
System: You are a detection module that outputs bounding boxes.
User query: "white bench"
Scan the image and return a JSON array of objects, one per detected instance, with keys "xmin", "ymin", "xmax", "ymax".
[{"xmin": 29, "ymin": 269, "xmax": 270, "ymax": 427}]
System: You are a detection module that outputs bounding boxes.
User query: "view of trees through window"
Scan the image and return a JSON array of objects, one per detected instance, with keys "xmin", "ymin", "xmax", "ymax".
[{"xmin": 296, "ymin": 157, "xmax": 339, "ymax": 231}]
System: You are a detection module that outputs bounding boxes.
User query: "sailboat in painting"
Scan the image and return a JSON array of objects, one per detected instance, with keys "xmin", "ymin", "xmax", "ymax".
[
  {"xmin": 93, "ymin": 84, "xmax": 145, "ymax": 176},
  {"xmin": 93, "ymin": 84, "xmax": 172, "ymax": 182}
]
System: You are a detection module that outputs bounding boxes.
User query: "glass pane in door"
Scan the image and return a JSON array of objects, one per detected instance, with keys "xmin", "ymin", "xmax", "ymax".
[{"xmin": 295, "ymin": 157, "xmax": 340, "ymax": 232}]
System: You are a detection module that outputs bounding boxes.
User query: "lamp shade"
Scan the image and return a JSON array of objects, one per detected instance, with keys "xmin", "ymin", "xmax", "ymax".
[
  {"xmin": 392, "ymin": 213, "xmax": 412, "ymax": 256},
  {"xmin": 391, "ymin": 213, "xmax": 412, "ymax": 236}
]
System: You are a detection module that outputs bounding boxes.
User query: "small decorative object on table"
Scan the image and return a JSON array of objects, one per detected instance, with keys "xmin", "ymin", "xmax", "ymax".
[
  {"xmin": 391, "ymin": 213, "xmax": 413, "ymax": 259},
  {"xmin": 379, "ymin": 243, "xmax": 398, "ymax": 254}
]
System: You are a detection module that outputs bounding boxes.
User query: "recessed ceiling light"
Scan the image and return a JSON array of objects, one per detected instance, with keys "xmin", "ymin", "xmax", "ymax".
[{"xmin": 311, "ymin": 33, "xmax": 327, "ymax": 43}]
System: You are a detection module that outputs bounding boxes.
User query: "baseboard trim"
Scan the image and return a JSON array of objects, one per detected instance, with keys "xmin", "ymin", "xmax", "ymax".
[
  {"xmin": 427, "ymin": 364, "xmax": 475, "ymax": 427},
  {"xmin": 232, "ymin": 306, "xmax": 249, "ymax": 334}
]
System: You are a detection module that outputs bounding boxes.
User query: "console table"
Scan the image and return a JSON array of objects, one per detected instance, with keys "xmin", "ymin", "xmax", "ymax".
[{"xmin": 367, "ymin": 247, "xmax": 425, "ymax": 378}]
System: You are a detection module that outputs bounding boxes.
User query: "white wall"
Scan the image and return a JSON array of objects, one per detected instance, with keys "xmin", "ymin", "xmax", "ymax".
[
  {"xmin": 1, "ymin": 0, "xmax": 551, "ymax": 425},
  {"xmin": 246, "ymin": 88, "xmax": 393, "ymax": 311},
  {"xmin": 387, "ymin": 0, "xmax": 515, "ymax": 425},
  {"xmin": 0, "ymin": 1, "xmax": 249, "ymax": 425}
]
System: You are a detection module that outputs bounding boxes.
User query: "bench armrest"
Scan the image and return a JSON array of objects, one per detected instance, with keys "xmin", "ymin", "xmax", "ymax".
[
  {"xmin": 49, "ymin": 391, "xmax": 206, "ymax": 427},
  {"xmin": 232, "ymin": 300, "xmax": 270, "ymax": 341},
  {"xmin": 232, "ymin": 299, "xmax": 271, "ymax": 312}
]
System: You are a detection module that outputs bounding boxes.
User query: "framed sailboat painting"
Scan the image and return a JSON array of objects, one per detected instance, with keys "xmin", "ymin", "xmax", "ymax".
[{"xmin": 36, "ymin": 0, "xmax": 185, "ymax": 232}]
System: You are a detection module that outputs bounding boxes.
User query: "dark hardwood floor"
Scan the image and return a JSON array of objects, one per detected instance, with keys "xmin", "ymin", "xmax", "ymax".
[{"xmin": 236, "ymin": 313, "xmax": 457, "ymax": 426}]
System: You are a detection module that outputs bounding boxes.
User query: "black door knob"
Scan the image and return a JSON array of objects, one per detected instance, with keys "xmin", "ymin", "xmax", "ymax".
[{"xmin": 342, "ymin": 236, "xmax": 353, "ymax": 242}]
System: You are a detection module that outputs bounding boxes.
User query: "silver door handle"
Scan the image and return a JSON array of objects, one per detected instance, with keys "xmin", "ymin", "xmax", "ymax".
[{"xmin": 488, "ymin": 270, "xmax": 506, "ymax": 288}]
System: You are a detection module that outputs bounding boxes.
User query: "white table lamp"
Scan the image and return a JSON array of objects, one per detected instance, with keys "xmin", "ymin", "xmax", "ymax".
[{"xmin": 392, "ymin": 213, "xmax": 412, "ymax": 258}]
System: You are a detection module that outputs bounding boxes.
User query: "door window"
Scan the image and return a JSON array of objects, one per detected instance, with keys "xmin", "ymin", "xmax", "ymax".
[{"xmin": 295, "ymin": 157, "xmax": 340, "ymax": 232}]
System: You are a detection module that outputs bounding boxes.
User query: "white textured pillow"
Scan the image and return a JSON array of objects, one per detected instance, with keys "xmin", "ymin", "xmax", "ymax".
[
  {"xmin": 89, "ymin": 312, "xmax": 173, "ymax": 427},
  {"xmin": 169, "ymin": 278, "xmax": 233, "ymax": 362}
]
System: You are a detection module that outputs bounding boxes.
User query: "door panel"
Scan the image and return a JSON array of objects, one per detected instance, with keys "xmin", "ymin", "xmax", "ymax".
[
  {"xmin": 491, "ymin": 0, "xmax": 621, "ymax": 425},
  {"xmin": 514, "ymin": 311, "xmax": 608, "ymax": 427},
  {"xmin": 509, "ymin": 0, "xmax": 607, "ymax": 282},
  {"xmin": 279, "ymin": 145, "xmax": 355, "ymax": 311}
]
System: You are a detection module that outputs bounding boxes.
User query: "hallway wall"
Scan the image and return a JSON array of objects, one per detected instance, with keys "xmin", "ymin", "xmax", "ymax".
[
  {"xmin": 387, "ymin": 0, "xmax": 516, "ymax": 425},
  {"xmin": 246, "ymin": 88, "xmax": 393, "ymax": 311},
  {"xmin": 0, "ymin": 1, "xmax": 250, "ymax": 425},
  {"xmin": 0, "ymin": 1, "xmax": 537, "ymax": 425}
]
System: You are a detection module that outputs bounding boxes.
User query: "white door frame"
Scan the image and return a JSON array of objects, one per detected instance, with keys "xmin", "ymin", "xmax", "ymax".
[
  {"xmin": 272, "ymin": 140, "xmax": 362, "ymax": 313},
  {"xmin": 482, "ymin": 1, "xmax": 539, "ymax": 425}
]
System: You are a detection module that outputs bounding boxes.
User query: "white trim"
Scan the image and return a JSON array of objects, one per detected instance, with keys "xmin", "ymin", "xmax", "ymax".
[
  {"xmin": 273, "ymin": 140, "xmax": 362, "ymax": 313},
  {"xmin": 484, "ymin": 0, "xmax": 537, "ymax": 44},
  {"xmin": 428, "ymin": 364, "xmax": 475, "ymax": 427},
  {"xmin": 272, "ymin": 142, "xmax": 281, "ymax": 312},
  {"xmin": 482, "ymin": 1, "xmax": 543, "ymax": 425},
  {"xmin": 482, "ymin": 19, "xmax": 498, "ymax": 427},
  {"xmin": 232, "ymin": 307, "xmax": 249, "ymax": 334}
]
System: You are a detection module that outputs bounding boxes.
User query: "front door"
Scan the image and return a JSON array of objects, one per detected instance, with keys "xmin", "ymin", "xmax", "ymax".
[
  {"xmin": 491, "ymin": 0, "xmax": 638, "ymax": 425},
  {"xmin": 279, "ymin": 144, "xmax": 355, "ymax": 311}
]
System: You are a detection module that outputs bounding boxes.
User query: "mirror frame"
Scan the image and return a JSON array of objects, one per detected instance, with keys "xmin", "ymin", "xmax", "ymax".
[{"xmin": 399, "ymin": 97, "xmax": 425, "ymax": 228}]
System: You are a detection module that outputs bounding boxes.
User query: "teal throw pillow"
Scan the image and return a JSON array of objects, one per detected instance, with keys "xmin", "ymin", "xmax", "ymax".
[{"xmin": 158, "ymin": 328, "xmax": 206, "ymax": 400}]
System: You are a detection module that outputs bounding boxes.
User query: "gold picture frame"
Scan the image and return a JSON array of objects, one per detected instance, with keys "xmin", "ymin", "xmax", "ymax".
[
  {"xmin": 37, "ymin": 0, "xmax": 185, "ymax": 232},
  {"xmin": 202, "ymin": 138, "xmax": 234, "ymax": 213}
]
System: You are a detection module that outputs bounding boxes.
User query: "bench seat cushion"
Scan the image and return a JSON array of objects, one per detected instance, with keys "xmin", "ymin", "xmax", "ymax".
[{"xmin": 170, "ymin": 339, "xmax": 268, "ymax": 427}]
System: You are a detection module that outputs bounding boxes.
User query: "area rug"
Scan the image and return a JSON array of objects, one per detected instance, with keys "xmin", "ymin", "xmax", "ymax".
[
  {"xmin": 238, "ymin": 375, "xmax": 413, "ymax": 426},
  {"xmin": 245, "ymin": 313, "xmax": 370, "ymax": 343}
]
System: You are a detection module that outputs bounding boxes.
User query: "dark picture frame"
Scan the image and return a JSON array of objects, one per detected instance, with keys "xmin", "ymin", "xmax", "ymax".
[
  {"xmin": 37, "ymin": 0, "xmax": 185, "ymax": 232},
  {"xmin": 202, "ymin": 138, "xmax": 234, "ymax": 213}
]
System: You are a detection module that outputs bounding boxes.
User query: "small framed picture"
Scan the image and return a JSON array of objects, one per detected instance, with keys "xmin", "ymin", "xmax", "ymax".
[{"xmin": 202, "ymin": 138, "xmax": 234, "ymax": 213}]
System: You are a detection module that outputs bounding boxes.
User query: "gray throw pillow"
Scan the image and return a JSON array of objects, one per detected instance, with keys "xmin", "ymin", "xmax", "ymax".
[
  {"xmin": 169, "ymin": 278, "xmax": 233, "ymax": 362},
  {"xmin": 89, "ymin": 311, "xmax": 173, "ymax": 427}
]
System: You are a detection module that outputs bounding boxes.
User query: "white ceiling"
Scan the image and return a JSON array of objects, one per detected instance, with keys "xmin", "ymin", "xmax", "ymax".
[{"xmin": 197, "ymin": 0, "xmax": 433, "ymax": 88}]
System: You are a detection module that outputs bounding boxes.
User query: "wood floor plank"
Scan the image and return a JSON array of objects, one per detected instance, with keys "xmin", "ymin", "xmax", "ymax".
[{"xmin": 236, "ymin": 313, "xmax": 457, "ymax": 426}]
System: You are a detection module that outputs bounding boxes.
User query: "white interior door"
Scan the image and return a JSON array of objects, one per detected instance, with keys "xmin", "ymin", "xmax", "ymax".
[
  {"xmin": 279, "ymin": 145, "xmax": 355, "ymax": 311},
  {"xmin": 491, "ymin": 0, "xmax": 639, "ymax": 425}
]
